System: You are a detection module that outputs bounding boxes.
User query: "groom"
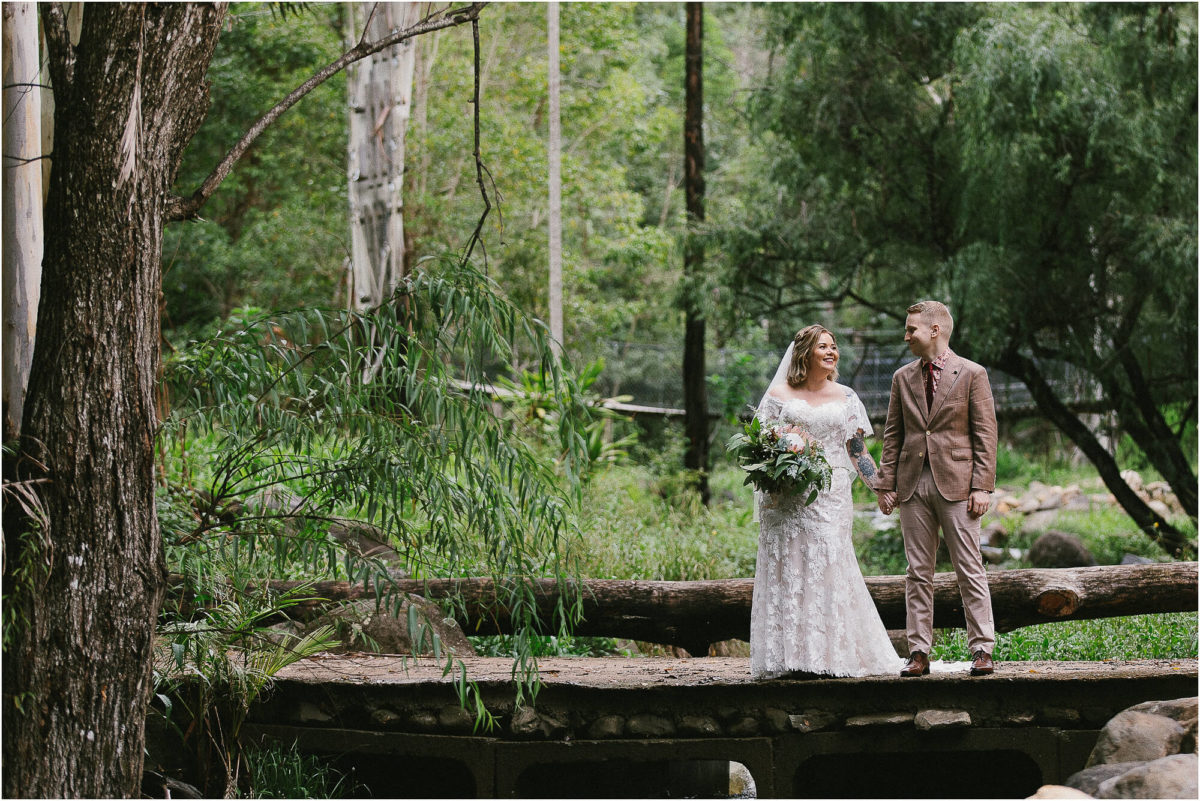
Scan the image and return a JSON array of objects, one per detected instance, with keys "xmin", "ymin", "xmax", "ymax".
[{"xmin": 876, "ymin": 300, "xmax": 998, "ymax": 677}]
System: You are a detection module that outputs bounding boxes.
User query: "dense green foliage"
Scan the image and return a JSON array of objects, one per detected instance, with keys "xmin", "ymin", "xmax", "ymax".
[
  {"xmin": 152, "ymin": 6, "xmax": 1195, "ymax": 725},
  {"xmin": 155, "ymin": 263, "xmax": 599, "ymax": 787},
  {"xmin": 165, "ymin": 5, "xmax": 348, "ymax": 335},
  {"xmin": 719, "ymin": 3, "xmax": 1197, "ymax": 548}
]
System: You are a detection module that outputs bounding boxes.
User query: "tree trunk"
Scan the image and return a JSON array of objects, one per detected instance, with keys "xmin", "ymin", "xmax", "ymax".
[
  {"xmin": 347, "ymin": 2, "xmax": 420, "ymax": 316},
  {"xmin": 1111, "ymin": 347, "xmax": 1198, "ymax": 518},
  {"xmin": 1, "ymin": 2, "xmax": 43, "ymax": 443},
  {"xmin": 2, "ymin": 5, "xmax": 226, "ymax": 797},
  {"xmin": 547, "ymin": 1, "xmax": 563, "ymax": 357},
  {"xmin": 998, "ymin": 349, "xmax": 1193, "ymax": 558},
  {"xmin": 682, "ymin": 2, "xmax": 709, "ymax": 504},
  {"xmin": 253, "ymin": 562, "xmax": 1198, "ymax": 657}
]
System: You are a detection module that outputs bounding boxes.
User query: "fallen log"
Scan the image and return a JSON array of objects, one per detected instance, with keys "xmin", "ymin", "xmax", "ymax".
[{"xmin": 253, "ymin": 562, "xmax": 1197, "ymax": 656}]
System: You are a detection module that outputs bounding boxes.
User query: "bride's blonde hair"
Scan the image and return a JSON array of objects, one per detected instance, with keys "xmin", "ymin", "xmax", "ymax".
[{"xmin": 787, "ymin": 324, "xmax": 838, "ymax": 387}]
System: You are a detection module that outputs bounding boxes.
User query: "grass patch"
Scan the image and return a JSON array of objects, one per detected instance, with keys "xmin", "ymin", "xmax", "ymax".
[
  {"xmin": 569, "ymin": 464, "xmax": 758, "ymax": 581},
  {"xmin": 930, "ymin": 613, "xmax": 1198, "ymax": 662},
  {"xmin": 242, "ymin": 741, "xmax": 355, "ymax": 798}
]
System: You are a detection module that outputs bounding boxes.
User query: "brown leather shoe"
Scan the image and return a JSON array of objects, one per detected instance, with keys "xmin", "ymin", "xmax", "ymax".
[
  {"xmin": 900, "ymin": 651, "xmax": 930, "ymax": 677},
  {"xmin": 970, "ymin": 650, "xmax": 994, "ymax": 676}
]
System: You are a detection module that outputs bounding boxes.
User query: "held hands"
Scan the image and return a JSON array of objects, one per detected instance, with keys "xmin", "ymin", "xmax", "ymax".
[
  {"xmin": 967, "ymin": 489, "xmax": 991, "ymax": 519},
  {"xmin": 876, "ymin": 489, "xmax": 989, "ymax": 517}
]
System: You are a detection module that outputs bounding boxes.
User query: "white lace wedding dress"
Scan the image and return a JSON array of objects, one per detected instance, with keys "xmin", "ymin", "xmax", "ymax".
[{"xmin": 749, "ymin": 388, "xmax": 903, "ymax": 679}]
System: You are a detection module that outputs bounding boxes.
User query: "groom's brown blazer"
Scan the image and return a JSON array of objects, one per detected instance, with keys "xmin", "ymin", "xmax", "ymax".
[{"xmin": 876, "ymin": 353, "xmax": 997, "ymax": 501}]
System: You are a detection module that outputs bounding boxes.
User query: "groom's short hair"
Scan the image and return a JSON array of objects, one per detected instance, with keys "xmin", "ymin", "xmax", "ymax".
[{"xmin": 908, "ymin": 300, "xmax": 954, "ymax": 339}]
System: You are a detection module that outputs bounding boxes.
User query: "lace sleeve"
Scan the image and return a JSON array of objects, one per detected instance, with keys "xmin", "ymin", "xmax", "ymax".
[
  {"xmin": 756, "ymin": 393, "xmax": 783, "ymax": 424},
  {"xmin": 844, "ymin": 389, "xmax": 873, "ymax": 439}
]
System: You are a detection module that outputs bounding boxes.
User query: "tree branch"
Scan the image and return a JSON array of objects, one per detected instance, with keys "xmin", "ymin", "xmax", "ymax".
[
  {"xmin": 166, "ymin": 3, "xmax": 486, "ymax": 222},
  {"xmin": 462, "ymin": 16, "xmax": 494, "ymax": 267}
]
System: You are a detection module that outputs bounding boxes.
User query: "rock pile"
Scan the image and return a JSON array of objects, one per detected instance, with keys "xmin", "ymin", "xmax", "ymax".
[
  {"xmin": 1030, "ymin": 696, "xmax": 1197, "ymax": 799},
  {"xmin": 991, "ymin": 472, "xmax": 1186, "ymax": 522},
  {"xmin": 977, "ymin": 470, "xmax": 1186, "ymax": 567}
]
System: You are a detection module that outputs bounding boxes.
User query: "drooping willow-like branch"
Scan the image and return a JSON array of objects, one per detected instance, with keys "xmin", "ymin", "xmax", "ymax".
[{"xmin": 166, "ymin": 3, "xmax": 487, "ymax": 221}]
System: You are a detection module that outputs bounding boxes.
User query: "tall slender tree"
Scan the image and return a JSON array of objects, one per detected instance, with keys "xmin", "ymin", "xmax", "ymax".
[
  {"xmin": 547, "ymin": 1, "xmax": 563, "ymax": 356},
  {"xmin": 1, "ymin": 2, "xmax": 43, "ymax": 443},
  {"xmin": 682, "ymin": 2, "xmax": 709, "ymax": 503},
  {"xmin": 346, "ymin": 2, "xmax": 421, "ymax": 316}
]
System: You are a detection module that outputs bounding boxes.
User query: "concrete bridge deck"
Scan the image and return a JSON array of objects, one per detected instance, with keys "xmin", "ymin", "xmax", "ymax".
[{"xmin": 245, "ymin": 655, "xmax": 1197, "ymax": 798}]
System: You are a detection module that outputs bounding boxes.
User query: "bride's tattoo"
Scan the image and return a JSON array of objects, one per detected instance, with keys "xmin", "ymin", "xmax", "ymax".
[
  {"xmin": 848, "ymin": 431, "xmax": 878, "ymax": 483},
  {"xmin": 857, "ymin": 456, "xmax": 877, "ymax": 479}
]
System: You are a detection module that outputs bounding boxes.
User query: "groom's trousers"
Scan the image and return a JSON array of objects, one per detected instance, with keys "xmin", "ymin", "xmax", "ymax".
[{"xmin": 899, "ymin": 462, "xmax": 996, "ymax": 655}]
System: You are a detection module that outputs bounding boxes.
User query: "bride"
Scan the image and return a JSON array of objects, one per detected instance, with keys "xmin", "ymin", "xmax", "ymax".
[{"xmin": 750, "ymin": 324, "xmax": 901, "ymax": 679}]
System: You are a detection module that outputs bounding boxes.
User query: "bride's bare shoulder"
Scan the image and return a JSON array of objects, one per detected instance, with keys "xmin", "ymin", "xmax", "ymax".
[{"xmin": 765, "ymin": 383, "xmax": 801, "ymax": 402}]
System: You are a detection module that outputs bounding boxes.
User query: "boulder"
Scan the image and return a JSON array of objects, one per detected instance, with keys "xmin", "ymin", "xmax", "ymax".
[
  {"xmin": 1120, "ymin": 470, "xmax": 1144, "ymax": 493},
  {"xmin": 789, "ymin": 709, "xmax": 836, "ymax": 733},
  {"xmin": 1017, "ymin": 494, "xmax": 1045, "ymax": 514},
  {"xmin": 1127, "ymin": 697, "xmax": 1197, "ymax": 753},
  {"xmin": 279, "ymin": 595, "xmax": 475, "ymax": 657},
  {"xmin": 994, "ymin": 497, "xmax": 1017, "ymax": 516},
  {"xmin": 587, "ymin": 715, "xmax": 625, "ymax": 739},
  {"xmin": 510, "ymin": 706, "xmax": 570, "ymax": 738},
  {"xmin": 1037, "ymin": 488, "xmax": 1065, "ymax": 511},
  {"xmin": 981, "ymin": 522, "xmax": 1008, "ymax": 547},
  {"xmin": 1064, "ymin": 493, "xmax": 1093, "ymax": 511},
  {"xmin": 627, "ymin": 713, "xmax": 675, "ymax": 738},
  {"xmin": 1144, "ymin": 481, "xmax": 1170, "ymax": 499},
  {"xmin": 1096, "ymin": 753, "xmax": 1198, "ymax": 799},
  {"xmin": 679, "ymin": 715, "xmax": 722, "ymax": 737},
  {"xmin": 1026, "ymin": 785, "xmax": 1092, "ymax": 799},
  {"xmin": 1087, "ymin": 710, "xmax": 1186, "ymax": 767},
  {"xmin": 1021, "ymin": 510, "xmax": 1061, "ymax": 536},
  {"xmin": 1029, "ymin": 530, "xmax": 1098, "ymax": 568},
  {"xmin": 1120, "ymin": 554, "xmax": 1155, "ymax": 566},
  {"xmin": 1066, "ymin": 762, "xmax": 1143, "ymax": 796},
  {"xmin": 914, "ymin": 709, "xmax": 971, "ymax": 730},
  {"xmin": 1147, "ymin": 499, "xmax": 1172, "ymax": 519}
]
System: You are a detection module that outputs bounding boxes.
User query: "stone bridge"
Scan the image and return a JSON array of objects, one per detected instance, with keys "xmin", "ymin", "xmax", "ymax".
[{"xmin": 244, "ymin": 655, "xmax": 1197, "ymax": 798}]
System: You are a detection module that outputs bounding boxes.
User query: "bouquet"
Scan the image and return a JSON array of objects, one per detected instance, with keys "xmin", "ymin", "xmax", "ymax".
[{"xmin": 725, "ymin": 416, "xmax": 833, "ymax": 503}]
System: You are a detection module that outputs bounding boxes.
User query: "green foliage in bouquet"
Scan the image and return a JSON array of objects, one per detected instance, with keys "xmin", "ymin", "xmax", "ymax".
[{"xmin": 725, "ymin": 416, "xmax": 833, "ymax": 504}]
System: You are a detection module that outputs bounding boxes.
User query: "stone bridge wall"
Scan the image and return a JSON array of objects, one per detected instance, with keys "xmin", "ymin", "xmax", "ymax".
[{"xmin": 231, "ymin": 656, "xmax": 1197, "ymax": 798}]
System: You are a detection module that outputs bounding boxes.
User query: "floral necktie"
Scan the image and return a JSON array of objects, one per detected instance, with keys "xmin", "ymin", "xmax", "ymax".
[{"xmin": 924, "ymin": 361, "xmax": 934, "ymax": 411}]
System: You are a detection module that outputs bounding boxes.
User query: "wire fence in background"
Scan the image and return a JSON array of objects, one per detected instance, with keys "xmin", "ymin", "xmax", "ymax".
[{"xmin": 589, "ymin": 337, "xmax": 1099, "ymax": 422}]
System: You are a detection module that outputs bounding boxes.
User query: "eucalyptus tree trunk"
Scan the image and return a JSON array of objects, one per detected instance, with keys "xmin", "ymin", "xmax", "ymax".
[
  {"xmin": 346, "ymin": 1, "xmax": 421, "ymax": 316},
  {"xmin": 682, "ymin": 2, "xmax": 709, "ymax": 504},
  {"xmin": 547, "ymin": 1, "xmax": 563, "ymax": 356},
  {"xmin": 1, "ymin": 2, "xmax": 43, "ymax": 443},
  {"xmin": 2, "ymin": 5, "xmax": 226, "ymax": 797}
]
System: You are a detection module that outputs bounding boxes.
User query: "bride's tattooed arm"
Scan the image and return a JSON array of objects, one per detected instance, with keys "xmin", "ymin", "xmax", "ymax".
[{"xmin": 847, "ymin": 429, "xmax": 879, "ymax": 491}]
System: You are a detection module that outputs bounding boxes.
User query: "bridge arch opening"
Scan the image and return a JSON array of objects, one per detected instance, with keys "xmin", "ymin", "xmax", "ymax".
[
  {"xmin": 793, "ymin": 749, "xmax": 1043, "ymax": 799},
  {"xmin": 327, "ymin": 753, "xmax": 476, "ymax": 798},
  {"xmin": 515, "ymin": 759, "xmax": 754, "ymax": 798}
]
